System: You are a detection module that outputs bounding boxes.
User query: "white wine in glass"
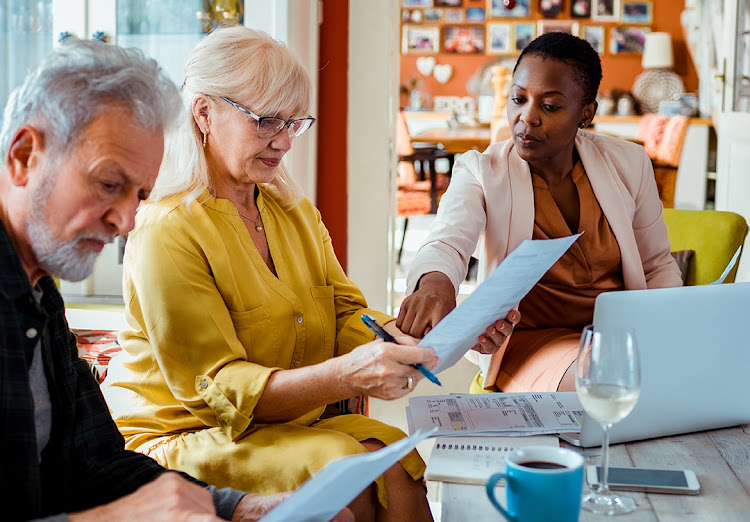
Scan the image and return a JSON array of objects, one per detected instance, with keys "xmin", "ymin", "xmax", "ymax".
[{"xmin": 576, "ymin": 324, "xmax": 641, "ymax": 515}]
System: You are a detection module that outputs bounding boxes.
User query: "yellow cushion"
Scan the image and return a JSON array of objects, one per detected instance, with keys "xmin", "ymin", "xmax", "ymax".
[{"xmin": 663, "ymin": 209, "xmax": 748, "ymax": 285}]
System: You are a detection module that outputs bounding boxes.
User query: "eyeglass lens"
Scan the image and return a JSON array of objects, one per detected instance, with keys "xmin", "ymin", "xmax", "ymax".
[{"xmin": 258, "ymin": 117, "xmax": 314, "ymax": 139}]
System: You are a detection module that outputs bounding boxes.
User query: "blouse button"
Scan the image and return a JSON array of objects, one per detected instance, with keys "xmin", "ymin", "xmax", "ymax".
[
  {"xmin": 293, "ymin": 360, "xmax": 301, "ymax": 367},
  {"xmin": 26, "ymin": 328, "xmax": 38, "ymax": 339},
  {"xmin": 200, "ymin": 379, "xmax": 208, "ymax": 389},
  {"xmin": 297, "ymin": 316, "xmax": 304, "ymax": 324}
]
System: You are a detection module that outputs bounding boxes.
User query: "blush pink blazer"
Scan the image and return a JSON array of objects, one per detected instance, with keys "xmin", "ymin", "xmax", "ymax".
[{"xmin": 406, "ymin": 130, "xmax": 683, "ymax": 295}]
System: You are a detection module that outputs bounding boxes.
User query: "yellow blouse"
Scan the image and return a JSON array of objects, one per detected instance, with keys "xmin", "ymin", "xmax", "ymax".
[{"xmin": 102, "ymin": 187, "xmax": 393, "ymax": 448}]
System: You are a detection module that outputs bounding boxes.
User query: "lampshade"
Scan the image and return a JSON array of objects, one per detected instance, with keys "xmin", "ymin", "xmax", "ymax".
[{"xmin": 641, "ymin": 32, "xmax": 674, "ymax": 69}]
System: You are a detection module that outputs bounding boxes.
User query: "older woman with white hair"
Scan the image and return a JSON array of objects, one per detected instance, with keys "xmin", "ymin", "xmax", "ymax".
[{"xmin": 102, "ymin": 26, "xmax": 435, "ymax": 521}]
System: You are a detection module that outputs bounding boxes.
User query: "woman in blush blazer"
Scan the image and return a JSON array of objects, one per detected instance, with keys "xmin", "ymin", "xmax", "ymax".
[{"xmin": 396, "ymin": 32, "xmax": 682, "ymax": 393}]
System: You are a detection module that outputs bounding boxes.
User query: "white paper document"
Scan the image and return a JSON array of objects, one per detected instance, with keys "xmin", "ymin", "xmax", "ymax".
[
  {"xmin": 419, "ymin": 235, "xmax": 581, "ymax": 374},
  {"xmin": 406, "ymin": 392, "xmax": 583, "ymax": 437},
  {"xmin": 710, "ymin": 245, "xmax": 742, "ymax": 285},
  {"xmin": 260, "ymin": 428, "xmax": 437, "ymax": 522}
]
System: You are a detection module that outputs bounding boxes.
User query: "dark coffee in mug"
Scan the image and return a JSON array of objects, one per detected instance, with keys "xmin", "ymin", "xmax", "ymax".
[{"xmin": 519, "ymin": 460, "xmax": 568, "ymax": 470}]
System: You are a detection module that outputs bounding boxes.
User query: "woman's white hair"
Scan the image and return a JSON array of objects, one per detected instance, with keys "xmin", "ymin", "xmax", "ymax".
[
  {"xmin": 151, "ymin": 25, "xmax": 309, "ymax": 208},
  {"xmin": 1, "ymin": 38, "xmax": 181, "ymax": 162}
]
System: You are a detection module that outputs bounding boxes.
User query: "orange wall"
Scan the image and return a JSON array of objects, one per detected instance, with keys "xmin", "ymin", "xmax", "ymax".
[
  {"xmin": 401, "ymin": 0, "xmax": 698, "ymax": 101},
  {"xmin": 317, "ymin": 0, "xmax": 349, "ymax": 270}
]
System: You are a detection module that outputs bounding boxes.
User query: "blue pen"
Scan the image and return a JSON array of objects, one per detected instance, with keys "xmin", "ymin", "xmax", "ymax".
[{"xmin": 360, "ymin": 314, "xmax": 442, "ymax": 386}]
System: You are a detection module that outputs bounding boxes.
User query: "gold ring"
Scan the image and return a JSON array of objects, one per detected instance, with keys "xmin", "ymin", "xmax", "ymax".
[{"xmin": 404, "ymin": 376, "xmax": 414, "ymax": 390}]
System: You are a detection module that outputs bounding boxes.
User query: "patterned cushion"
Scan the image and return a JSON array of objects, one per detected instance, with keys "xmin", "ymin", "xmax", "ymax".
[
  {"xmin": 72, "ymin": 329, "xmax": 121, "ymax": 383},
  {"xmin": 397, "ymin": 176, "xmax": 450, "ymax": 217},
  {"xmin": 655, "ymin": 115, "xmax": 689, "ymax": 166},
  {"xmin": 637, "ymin": 114, "xmax": 689, "ymax": 168},
  {"xmin": 637, "ymin": 113, "xmax": 668, "ymax": 159}
]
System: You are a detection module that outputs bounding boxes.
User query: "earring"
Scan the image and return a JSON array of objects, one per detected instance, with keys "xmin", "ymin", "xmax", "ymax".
[
  {"xmin": 579, "ymin": 122, "xmax": 587, "ymax": 129},
  {"xmin": 202, "ymin": 131, "xmax": 208, "ymax": 148}
]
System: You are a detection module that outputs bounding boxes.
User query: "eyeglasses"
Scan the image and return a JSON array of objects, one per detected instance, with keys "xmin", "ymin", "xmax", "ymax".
[{"xmin": 220, "ymin": 97, "xmax": 316, "ymax": 139}]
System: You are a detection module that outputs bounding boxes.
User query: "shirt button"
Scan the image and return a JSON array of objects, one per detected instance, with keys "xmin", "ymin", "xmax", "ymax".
[
  {"xmin": 293, "ymin": 360, "xmax": 301, "ymax": 367},
  {"xmin": 200, "ymin": 380, "xmax": 208, "ymax": 389},
  {"xmin": 26, "ymin": 328, "xmax": 38, "ymax": 339},
  {"xmin": 297, "ymin": 316, "xmax": 303, "ymax": 324}
]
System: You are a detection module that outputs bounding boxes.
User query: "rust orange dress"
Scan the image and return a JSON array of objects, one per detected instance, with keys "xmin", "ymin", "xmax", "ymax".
[{"xmin": 487, "ymin": 161, "xmax": 626, "ymax": 392}]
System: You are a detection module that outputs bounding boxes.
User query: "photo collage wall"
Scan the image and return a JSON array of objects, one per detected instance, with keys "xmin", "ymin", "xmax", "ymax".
[{"xmin": 402, "ymin": 0, "xmax": 653, "ymax": 57}]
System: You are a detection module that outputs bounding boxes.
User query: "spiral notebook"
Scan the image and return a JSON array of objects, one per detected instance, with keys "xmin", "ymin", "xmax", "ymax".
[{"xmin": 424, "ymin": 435, "xmax": 559, "ymax": 485}]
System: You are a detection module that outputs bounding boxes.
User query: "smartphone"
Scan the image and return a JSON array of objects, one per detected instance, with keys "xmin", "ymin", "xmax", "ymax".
[{"xmin": 585, "ymin": 466, "xmax": 701, "ymax": 495}]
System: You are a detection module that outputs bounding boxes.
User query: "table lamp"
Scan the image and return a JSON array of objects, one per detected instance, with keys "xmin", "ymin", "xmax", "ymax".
[{"xmin": 632, "ymin": 32, "xmax": 685, "ymax": 113}]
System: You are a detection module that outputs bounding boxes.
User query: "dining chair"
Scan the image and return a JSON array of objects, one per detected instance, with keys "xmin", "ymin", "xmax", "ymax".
[
  {"xmin": 395, "ymin": 111, "xmax": 452, "ymax": 265},
  {"xmin": 397, "ymin": 110, "xmax": 451, "ymax": 186}
]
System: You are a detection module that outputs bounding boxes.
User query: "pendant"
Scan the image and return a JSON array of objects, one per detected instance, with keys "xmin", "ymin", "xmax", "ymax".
[{"xmin": 256, "ymin": 225, "xmax": 264, "ymax": 232}]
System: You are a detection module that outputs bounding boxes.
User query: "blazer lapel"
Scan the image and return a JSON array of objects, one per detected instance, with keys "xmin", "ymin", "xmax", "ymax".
[{"xmin": 506, "ymin": 143, "xmax": 535, "ymax": 256}]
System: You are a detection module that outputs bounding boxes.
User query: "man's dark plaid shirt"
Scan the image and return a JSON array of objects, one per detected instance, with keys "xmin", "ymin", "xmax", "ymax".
[{"xmin": 0, "ymin": 220, "xmax": 245, "ymax": 520}]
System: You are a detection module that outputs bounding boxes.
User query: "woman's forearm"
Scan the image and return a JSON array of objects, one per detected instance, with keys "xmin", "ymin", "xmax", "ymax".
[{"xmin": 251, "ymin": 357, "xmax": 354, "ymax": 422}]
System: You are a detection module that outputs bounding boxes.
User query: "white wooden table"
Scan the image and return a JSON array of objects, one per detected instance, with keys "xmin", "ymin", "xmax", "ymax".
[{"xmin": 429, "ymin": 424, "xmax": 750, "ymax": 521}]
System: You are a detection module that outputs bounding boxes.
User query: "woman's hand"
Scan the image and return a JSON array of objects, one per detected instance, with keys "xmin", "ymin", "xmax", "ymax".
[
  {"xmin": 472, "ymin": 310, "xmax": 522, "ymax": 354},
  {"xmin": 396, "ymin": 271, "xmax": 456, "ymax": 338},
  {"xmin": 383, "ymin": 320, "xmax": 419, "ymax": 345},
  {"xmin": 335, "ymin": 341, "xmax": 438, "ymax": 400}
]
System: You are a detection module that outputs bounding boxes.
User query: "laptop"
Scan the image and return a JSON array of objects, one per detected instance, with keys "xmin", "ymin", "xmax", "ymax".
[{"xmin": 560, "ymin": 282, "xmax": 750, "ymax": 447}]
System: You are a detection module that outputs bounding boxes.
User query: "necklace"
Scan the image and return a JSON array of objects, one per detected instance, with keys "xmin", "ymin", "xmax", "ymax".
[{"xmin": 237, "ymin": 209, "xmax": 264, "ymax": 232}]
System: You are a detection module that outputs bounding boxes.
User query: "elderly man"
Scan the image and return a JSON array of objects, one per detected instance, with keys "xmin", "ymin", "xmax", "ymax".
[{"xmin": 0, "ymin": 39, "xmax": 293, "ymax": 521}]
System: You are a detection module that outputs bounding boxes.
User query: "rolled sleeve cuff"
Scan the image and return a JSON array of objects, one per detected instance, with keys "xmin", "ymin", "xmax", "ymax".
[
  {"xmin": 195, "ymin": 363, "xmax": 280, "ymax": 441},
  {"xmin": 336, "ymin": 308, "xmax": 394, "ymax": 356},
  {"xmin": 207, "ymin": 485, "xmax": 246, "ymax": 520}
]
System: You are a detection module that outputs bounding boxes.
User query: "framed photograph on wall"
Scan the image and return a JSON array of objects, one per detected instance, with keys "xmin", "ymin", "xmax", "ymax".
[
  {"xmin": 435, "ymin": 0, "xmax": 462, "ymax": 6},
  {"xmin": 489, "ymin": 0, "xmax": 531, "ymax": 18},
  {"xmin": 444, "ymin": 25, "xmax": 485, "ymax": 53},
  {"xmin": 487, "ymin": 22, "xmax": 512, "ymax": 54},
  {"xmin": 621, "ymin": 1, "xmax": 652, "ymax": 24},
  {"xmin": 404, "ymin": 9, "xmax": 425, "ymax": 23},
  {"xmin": 570, "ymin": 0, "xmax": 592, "ymax": 18},
  {"xmin": 424, "ymin": 8, "xmax": 443, "ymax": 21},
  {"xmin": 514, "ymin": 22, "xmax": 536, "ymax": 51},
  {"xmin": 403, "ymin": 0, "xmax": 433, "ymax": 6},
  {"xmin": 466, "ymin": 7, "xmax": 486, "ymax": 22},
  {"xmin": 538, "ymin": 0, "xmax": 564, "ymax": 18},
  {"xmin": 583, "ymin": 25, "xmax": 605, "ymax": 54},
  {"xmin": 609, "ymin": 26, "xmax": 650, "ymax": 54},
  {"xmin": 592, "ymin": 0, "xmax": 620, "ymax": 22},
  {"xmin": 537, "ymin": 19, "xmax": 580, "ymax": 37},
  {"xmin": 402, "ymin": 25, "xmax": 441, "ymax": 54},
  {"xmin": 444, "ymin": 8, "xmax": 465, "ymax": 22}
]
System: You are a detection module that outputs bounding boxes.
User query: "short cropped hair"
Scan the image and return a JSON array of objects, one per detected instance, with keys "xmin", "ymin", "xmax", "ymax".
[
  {"xmin": 514, "ymin": 32, "xmax": 602, "ymax": 105},
  {"xmin": 0, "ymin": 38, "xmax": 181, "ymax": 161},
  {"xmin": 152, "ymin": 25, "xmax": 309, "ymax": 208}
]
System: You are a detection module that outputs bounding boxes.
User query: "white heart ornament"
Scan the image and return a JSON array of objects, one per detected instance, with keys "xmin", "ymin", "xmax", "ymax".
[
  {"xmin": 416, "ymin": 56, "xmax": 436, "ymax": 76},
  {"xmin": 433, "ymin": 64, "xmax": 453, "ymax": 84}
]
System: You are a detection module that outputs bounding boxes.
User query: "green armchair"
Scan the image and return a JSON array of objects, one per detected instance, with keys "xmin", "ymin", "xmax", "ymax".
[{"xmin": 663, "ymin": 208, "xmax": 748, "ymax": 285}]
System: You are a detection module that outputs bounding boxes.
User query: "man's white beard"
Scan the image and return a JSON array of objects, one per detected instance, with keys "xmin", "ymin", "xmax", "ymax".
[{"xmin": 26, "ymin": 173, "xmax": 113, "ymax": 282}]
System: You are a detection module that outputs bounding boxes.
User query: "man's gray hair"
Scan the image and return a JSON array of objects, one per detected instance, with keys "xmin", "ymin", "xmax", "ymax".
[{"xmin": 0, "ymin": 38, "xmax": 182, "ymax": 158}]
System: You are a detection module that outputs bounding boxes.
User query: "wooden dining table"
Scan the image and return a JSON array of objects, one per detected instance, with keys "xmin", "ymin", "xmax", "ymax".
[
  {"xmin": 410, "ymin": 125, "xmax": 493, "ymax": 155},
  {"xmin": 430, "ymin": 423, "xmax": 750, "ymax": 521}
]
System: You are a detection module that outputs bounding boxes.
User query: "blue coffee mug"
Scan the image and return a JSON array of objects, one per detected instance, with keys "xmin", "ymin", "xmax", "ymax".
[{"xmin": 486, "ymin": 446, "xmax": 584, "ymax": 522}]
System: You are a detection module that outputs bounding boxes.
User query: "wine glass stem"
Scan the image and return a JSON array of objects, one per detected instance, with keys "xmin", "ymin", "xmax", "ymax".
[{"xmin": 597, "ymin": 423, "xmax": 613, "ymax": 495}]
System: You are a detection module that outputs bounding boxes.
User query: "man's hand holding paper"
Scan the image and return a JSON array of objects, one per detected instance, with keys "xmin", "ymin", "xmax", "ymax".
[{"xmin": 398, "ymin": 235, "xmax": 581, "ymax": 375}]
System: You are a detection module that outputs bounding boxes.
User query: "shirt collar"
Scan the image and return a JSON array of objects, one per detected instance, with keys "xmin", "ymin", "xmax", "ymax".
[{"xmin": 0, "ymin": 220, "xmax": 64, "ymax": 310}]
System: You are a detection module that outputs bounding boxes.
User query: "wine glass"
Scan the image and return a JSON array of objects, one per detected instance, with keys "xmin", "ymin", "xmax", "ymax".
[{"xmin": 575, "ymin": 324, "xmax": 641, "ymax": 515}]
